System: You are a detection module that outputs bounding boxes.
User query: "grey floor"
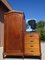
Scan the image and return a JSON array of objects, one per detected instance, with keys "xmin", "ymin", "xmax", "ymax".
[{"xmin": 0, "ymin": 42, "xmax": 45, "ymax": 60}]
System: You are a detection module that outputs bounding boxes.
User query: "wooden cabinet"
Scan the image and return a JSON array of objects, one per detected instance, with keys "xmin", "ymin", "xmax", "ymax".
[
  {"xmin": 24, "ymin": 32, "xmax": 41, "ymax": 57},
  {"xmin": 3, "ymin": 11, "xmax": 26, "ymax": 57},
  {"xmin": 3, "ymin": 11, "xmax": 41, "ymax": 59}
]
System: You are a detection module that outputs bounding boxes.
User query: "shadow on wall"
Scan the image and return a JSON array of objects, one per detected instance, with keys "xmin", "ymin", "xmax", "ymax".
[
  {"xmin": 0, "ymin": 10, "xmax": 4, "ymax": 47},
  {"xmin": 0, "ymin": 10, "xmax": 4, "ymax": 23}
]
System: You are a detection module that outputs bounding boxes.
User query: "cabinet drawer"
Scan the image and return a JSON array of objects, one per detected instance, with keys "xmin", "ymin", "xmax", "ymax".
[
  {"xmin": 25, "ymin": 39, "xmax": 39, "ymax": 44},
  {"xmin": 24, "ymin": 47, "xmax": 39, "ymax": 52},
  {"xmin": 25, "ymin": 45, "xmax": 39, "ymax": 49},
  {"xmin": 24, "ymin": 36, "xmax": 39, "ymax": 41},
  {"xmin": 24, "ymin": 43, "xmax": 39, "ymax": 48},
  {"xmin": 25, "ymin": 33, "xmax": 39, "ymax": 38},
  {"xmin": 24, "ymin": 49, "xmax": 40, "ymax": 56},
  {"xmin": 24, "ymin": 47, "xmax": 40, "ymax": 54},
  {"xmin": 30, "ymin": 33, "xmax": 39, "ymax": 38}
]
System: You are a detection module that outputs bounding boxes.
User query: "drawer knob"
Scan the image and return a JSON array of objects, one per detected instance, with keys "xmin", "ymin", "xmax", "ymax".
[
  {"xmin": 30, "ymin": 41, "xmax": 33, "ymax": 42},
  {"xmin": 30, "ymin": 35, "xmax": 32, "ymax": 37},
  {"xmin": 30, "ymin": 46, "xmax": 33, "ymax": 47},
  {"xmin": 31, "ymin": 51, "xmax": 34, "ymax": 52}
]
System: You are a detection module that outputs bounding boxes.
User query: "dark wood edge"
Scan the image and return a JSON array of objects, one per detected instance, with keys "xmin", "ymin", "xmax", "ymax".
[
  {"xmin": 24, "ymin": 56, "xmax": 41, "ymax": 59},
  {"xmin": 3, "ymin": 55, "xmax": 41, "ymax": 59},
  {"xmin": 3, "ymin": 55, "xmax": 23, "ymax": 58}
]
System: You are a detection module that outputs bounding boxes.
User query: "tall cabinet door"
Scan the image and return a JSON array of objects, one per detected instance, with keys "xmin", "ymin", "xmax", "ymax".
[{"xmin": 4, "ymin": 12, "xmax": 25, "ymax": 57}]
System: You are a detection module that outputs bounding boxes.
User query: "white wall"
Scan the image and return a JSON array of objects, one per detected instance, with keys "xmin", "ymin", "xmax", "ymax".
[
  {"xmin": 0, "ymin": 22, "xmax": 4, "ymax": 47},
  {"xmin": 0, "ymin": 10, "xmax": 4, "ymax": 47}
]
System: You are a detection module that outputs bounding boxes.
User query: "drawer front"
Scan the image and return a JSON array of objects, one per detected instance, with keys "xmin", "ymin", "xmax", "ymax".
[
  {"xmin": 24, "ymin": 48, "xmax": 40, "ymax": 56},
  {"xmin": 24, "ymin": 43, "xmax": 39, "ymax": 48},
  {"xmin": 24, "ymin": 46, "xmax": 40, "ymax": 56},
  {"xmin": 25, "ymin": 33, "xmax": 40, "ymax": 38},
  {"xmin": 24, "ymin": 48, "xmax": 40, "ymax": 52},
  {"xmin": 25, "ymin": 38, "xmax": 39, "ymax": 44},
  {"xmin": 30, "ymin": 33, "xmax": 39, "ymax": 38}
]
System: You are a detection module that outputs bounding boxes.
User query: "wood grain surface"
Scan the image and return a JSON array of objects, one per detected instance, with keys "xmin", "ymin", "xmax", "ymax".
[
  {"xmin": 4, "ymin": 11, "xmax": 26, "ymax": 56},
  {"xmin": 24, "ymin": 32, "xmax": 41, "ymax": 56}
]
